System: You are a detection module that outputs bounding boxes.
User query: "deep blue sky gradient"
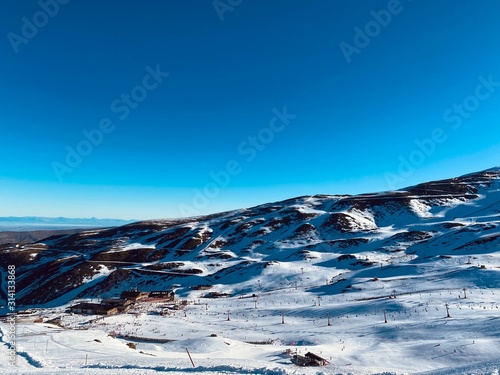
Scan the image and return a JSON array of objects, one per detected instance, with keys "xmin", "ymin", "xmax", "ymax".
[{"xmin": 1, "ymin": 0, "xmax": 499, "ymax": 219}]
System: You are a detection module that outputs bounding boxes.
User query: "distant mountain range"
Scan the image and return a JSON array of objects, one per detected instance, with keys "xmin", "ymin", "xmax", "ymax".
[{"xmin": 0, "ymin": 216, "xmax": 136, "ymax": 231}]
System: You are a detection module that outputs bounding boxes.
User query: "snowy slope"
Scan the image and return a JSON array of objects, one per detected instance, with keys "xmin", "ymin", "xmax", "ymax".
[{"xmin": 0, "ymin": 167, "xmax": 499, "ymax": 374}]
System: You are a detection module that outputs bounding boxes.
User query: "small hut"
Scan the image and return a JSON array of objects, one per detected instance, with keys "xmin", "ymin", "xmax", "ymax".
[{"xmin": 294, "ymin": 352, "xmax": 329, "ymax": 366}]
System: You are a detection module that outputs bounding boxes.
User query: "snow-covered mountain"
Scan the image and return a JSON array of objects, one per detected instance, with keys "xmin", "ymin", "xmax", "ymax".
[
  {"xmin": 1, "ymin": 167, "xmax": 500, "ymax": 374},
  {"xmin": 2, "ymin": 167, "xmax": 499, "ymax": 308}
]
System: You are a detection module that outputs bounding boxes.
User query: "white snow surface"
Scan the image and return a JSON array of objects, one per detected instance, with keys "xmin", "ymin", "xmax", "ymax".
[{"xmin": 1, "ymin": 168, "xmax": 500, "ymax": 374}]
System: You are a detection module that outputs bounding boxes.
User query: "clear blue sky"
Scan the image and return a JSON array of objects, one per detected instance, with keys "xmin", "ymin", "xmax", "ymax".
[{"xmin": 1, "ymin": 0, "xmax": 499, "ymax": 220}]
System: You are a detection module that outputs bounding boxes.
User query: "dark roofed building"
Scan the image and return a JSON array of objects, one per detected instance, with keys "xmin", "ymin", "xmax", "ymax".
[
  {"xmin": 294, "ymin": 352, "xmax": 329, "ymax": 367},
  {"xmin": 305, "ymin": 352, "xmax": 328, "ymax": 366},
  {"xmin": 101, "ymin": 298, "xmax": 132, "ymax": 306},
  {"xmin": 69, "ymin": 303, "xmax": 118, "ymax": 316},
  {"xmin": 120, "ymin": 291, "xmax": 149, "ymax": 301},
  {"xmin": 149, "ymin": 290, "xmax": 174, "ymax": 301}
]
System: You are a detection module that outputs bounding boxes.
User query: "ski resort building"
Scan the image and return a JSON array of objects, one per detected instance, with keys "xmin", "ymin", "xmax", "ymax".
[
  {"xmin": 101, "ymin": 298, "xmax": 134, "ymax": 312},
  {"xmin": 120, "ymin": 290, "xmax": 149, "ymax": 301},
  {"xmin": 148, "ymin": 290, "xmax": 175, "ymax": 300},
  {"xmin": 69, "ymin": 303, "xmax": 118, "ymax": 316},
  {"xmin": 101, "ymin": 298, "xmax": 132, "ymax": 307},
  {"xmin": 294, "ymin": 352, "xmax": 328, "ymax": 367}
]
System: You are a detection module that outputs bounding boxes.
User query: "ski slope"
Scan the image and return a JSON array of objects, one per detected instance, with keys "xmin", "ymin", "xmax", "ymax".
[{"xmin": 1, "ymin": 168, "xmax": 500, "ymax": 374}]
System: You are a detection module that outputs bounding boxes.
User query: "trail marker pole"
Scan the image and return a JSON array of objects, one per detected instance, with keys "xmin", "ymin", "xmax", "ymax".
[{"xmin": 185, "ymin": 348, "xmax": 195, "ymax": 367}]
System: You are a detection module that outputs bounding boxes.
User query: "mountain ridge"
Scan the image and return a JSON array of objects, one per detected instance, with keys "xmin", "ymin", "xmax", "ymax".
[{"xmin": 0, "ymin": 167, "xmax": 499, "ymax": 310}]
